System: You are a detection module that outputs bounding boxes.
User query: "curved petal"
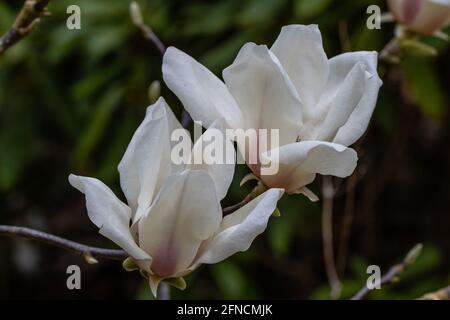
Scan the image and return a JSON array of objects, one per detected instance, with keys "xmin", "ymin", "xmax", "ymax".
[
  {"xmin": 223, "ymin": 42, "xmax": 303, "ymax": 148},
  {"xmin": 305, "ymin": 51, "xmax": 381, "ymax": 146},
  {"xmin": 148, "ymin": 275, "xmax": 163, "ymax": 298},
  {"xmin": 260, "ymin": 141, "xmax": 357, "ymax": 193},
  {"xmin": 301, "ymin": 62, "xmax": 366, "ymax": 142},
  {"xmin": 68, "ymin": 174, "xmax": 151, "ymax": 268},
  {"xmin": 118, "ymin": 97, "xmax": 184, "ymax": 222},
  {"xmin": 162, "ymin": 46, "xmax": 243, "ymax": 129},
  {"xmin": 292, "ymin": 186, "xmax": 319, "ymax": 202},
  {"xmin": 197, "ymin": 188, "xmax": 284, "ymax": 264},
  {"xmin": 138, "ymin": 170, "xmax": 222, "ymax": 277},
  {"xmin": 188, "ymin": 118, "xmax": 235, "ymax": 201},
  {"xmin": 271, "ymin": 24, "xmax": 329, "ymax": 118},
  {"xmin": 330, "ymin": 52, "xmax": 382, "ymax": 146}
]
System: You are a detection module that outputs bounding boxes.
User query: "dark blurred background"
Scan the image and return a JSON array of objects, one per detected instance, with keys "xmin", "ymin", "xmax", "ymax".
[{"xmin": 0, "ymin": 0, "xmax": 449, "ymax": 299}]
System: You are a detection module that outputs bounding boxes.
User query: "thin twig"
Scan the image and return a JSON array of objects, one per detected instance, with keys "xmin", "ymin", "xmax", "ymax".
[
  {"xmin": 0, "ymin": 0, "xmax": 51, "ymax": 56},
  {"xmin": 158, "ymin": 282, "xmax": 171, "ymax": 300},
  {"xmin": 322, "ymin": 176, "xmax": 342, "ymax": 299},
  {"xmin": 338, "ymin": 20, "xmax": 351, "ymax": 52},
  {"xmin": 222, "ymin": 181, "xmax": 267, "ymax": 216},
  {"xmin": 0, "ymin": 194, "xmax": 249, "ymax": 262},
  {"xmin": 222, "ymin": 200, "xmax": 246, "ymax": 216},
  {"xmin": 337, "ymin": 173, "xmax": 357, "ymax": 274},
  {"xmin": 379, "ymin": 37, "xmax": 401, "ymax": 63},
  {"xmin": 130, "ymin": 2, "xmax": 193, "ymax": 129},
  {"xmin": 137, "ymin": 24, "xmax": 166, "ymax": 56},
  {"xmin": 351, "ymin": 264, "xmax": 404, "ymax": 300},
  {"xmin": 351, "ymin": 243, "xmax": 423, "ymax": 300},
  {"xmin": 418, "ymin": 285, "xmax": 450, "ymax": 300},
  {"xmin": 130, "ymin": 1, "xmax": 166, "ymax": 56},
  {"xmin": 0, "ymin": 224, "xmax": 127, "ymax": 262}
]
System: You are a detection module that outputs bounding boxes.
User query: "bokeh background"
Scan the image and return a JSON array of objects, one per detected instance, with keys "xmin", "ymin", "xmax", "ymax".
[{"xmin": 1, "ymin": 0, "xmax": 449, "ymax": 299}]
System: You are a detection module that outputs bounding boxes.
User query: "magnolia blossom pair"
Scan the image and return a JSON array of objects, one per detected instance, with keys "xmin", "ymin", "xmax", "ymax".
[
  {"xmin": 70, "ymin": 24, "xmax": 382, "ymax": 296},
  {"xmin": 388, "ymin": 0, "xmax": 450, "ymax": 36},
  {"xmin": 69, "ymin": 98, "xmax": 283, "ymax": 296},
  {"xmin": 163, "ymin": 24, "xmax": 382, "ymax": 199}
]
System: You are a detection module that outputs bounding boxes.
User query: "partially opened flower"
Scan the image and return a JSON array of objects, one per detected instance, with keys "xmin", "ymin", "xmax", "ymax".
[
  {"xmin": 162, "ymin": 24, "xmax": 381, "ymax": 198},
  {"xmin": 69, "ymin": 97, "xmax": 283, "ymax": 296},
  {"xmin": 387, "ymin": 0, "xmax": 450, "ymax": 36}
]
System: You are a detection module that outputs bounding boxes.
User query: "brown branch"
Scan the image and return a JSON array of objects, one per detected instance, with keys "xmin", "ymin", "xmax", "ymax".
[
  {"xmin": 0, "ymin": 0, "xmax": 51, "ymax": 56},
  {"xmin": 322, "ymin": 176, "xmax": 342, "ymax": 299},
  {"xmin": 129, "ymin": 2, "xmax": 194, "ymax": 130},
  {"xmin": 0, "ymin": 224, "xmax": 127, "ymax": 263},
  {"xmin": 351, "ymin": 243, "xmax": 423, "ymax": 300},
  {"xmin": 222, "ymin": 181, "xmax": 268, "ymax": 216},
  {"xmin": 337, "ymin": 173, "xmax": 357, "ymax": 274},
  {"xmin": 222, "ymin": 201, "xmax": 246, "ymax": 216},
  {"xmin": 0, "ymin": 192, "xmax": 251, "ymax": 262}
]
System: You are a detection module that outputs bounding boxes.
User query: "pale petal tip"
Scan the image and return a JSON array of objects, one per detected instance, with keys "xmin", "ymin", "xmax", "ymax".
[
  {"xmin": 282, "ymin": 23, "xmax": 319, "ymax": 30},
  {"xmin": 145, "ymin": 96, "xmax": 168, "ymax": 117},
  {"xmin": 162, "ymin": 46, "xmax": 180, "ymax": 61},
  {"xmin": 68, "ymin": 173, "xmax": 75, "ymax": 182},
  {"xmin": 294, "ymin": 187, "xmax": 319, "ymax": 202},
  {"xmin": 279, "ymin": 24, "xmax": 321, "ymax": 38},
  {"xmin": 149, "ymin": 275, "xmax": 162, "ymax": 298},
  {"xmin": 68, "ymin": 174, "xmax": 83, "ymax": 191},
  {"xmin": 240, "ymin": 173, "xmax": 259, "ymax": 187},
  {"xmin": 241, "ymin": 42, "xmax": 269, "ymax": 57}
]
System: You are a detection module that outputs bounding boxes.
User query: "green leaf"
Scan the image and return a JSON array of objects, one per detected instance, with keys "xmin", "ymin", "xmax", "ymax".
[
  {"xmin": 403, "ymin": 57, "xmax": 446, "ymax": 121},
  {"xmin": 237, "ymin": 0, "xmax": 287, "ymax": 27},
  {"xmin": 268, "ymin": 210, "xmax": 295, "ymax": 255},
  {"xmin": 73, "ymin": 86, "xmax": 124, "ymax": 169},
  {"xmin": 294, "ymin": 0, "xmax": 333, "ymax": 19},
  {"xmin": 211, "ymin": 261, "xmax": 248, "ymax": 299}
]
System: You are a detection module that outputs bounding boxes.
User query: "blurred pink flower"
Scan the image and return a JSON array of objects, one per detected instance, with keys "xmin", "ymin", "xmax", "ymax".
[{"xmin": 388, "ymin": 0, "xmax": 450, "ymax": 34}]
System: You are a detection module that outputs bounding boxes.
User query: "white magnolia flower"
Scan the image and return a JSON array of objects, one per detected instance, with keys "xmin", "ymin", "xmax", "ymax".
[
  {"xmin": 162, "ymin": 24, "xmax": 381, "ymax": 198},
  {"xmin": 388, "ymin": 0, "xmax": 450, "ymax": 35},
  {"xmin": 69, "ymin": 97, "xmax": 283, "ymax": 296}
]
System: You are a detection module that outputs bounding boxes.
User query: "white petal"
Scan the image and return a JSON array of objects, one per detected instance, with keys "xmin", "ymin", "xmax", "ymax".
[
  {"xmin": 271, "ymin": 24, "xmax": 329, "ymax": 119},
  {"xmin": 162, "ymin": 46, "xmax": 243, "ymax": 129},
  {"xmin": 68, "ymin": 174, "xmax": 151, "ymax": 267},
  {"xmin": 149, "ymin": 275, "xmax": 162, "ymax": 298},
  {"xmin": 197, "ymin": 188, "xmax": 284, "ymax": 264},
  {"xmin": 138, "ymin": 170, "xmax": 222, "ymax": 277},
  {"xmin": 304, "ymin": 62, "xmax": 366, "ymax": 142},
  {"xmin": 260, "ymin": 141, "xmax": 358, "ymax": 193},
  {"xmin": 118, "ymin": 97, "xmax": 184, "ymax": 222},
  {"xmin": 310, "ymin": 51, "xmax": 382, "ymax": 146},
  {"xmin": 187, "ymin": 118, "xmax": 235, "ymax": 201},
  {"xmin": 223, "ymin": 43, "xmax": 303, "ymax": 148}
]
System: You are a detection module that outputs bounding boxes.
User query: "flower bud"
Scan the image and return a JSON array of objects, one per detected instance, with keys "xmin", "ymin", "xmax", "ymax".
[
  {"xmin": 148, "ymin": 80, "xmax": 161, "ymax": 103},
  {"xmin": 130, "ymin": 1, "xmax": 144, "ymax": 26}
]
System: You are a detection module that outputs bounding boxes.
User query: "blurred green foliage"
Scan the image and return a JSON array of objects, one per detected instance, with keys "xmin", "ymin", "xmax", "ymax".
[{"xmin": 1, "ymin": 0, "xmax": 449, "ymax": 299}]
